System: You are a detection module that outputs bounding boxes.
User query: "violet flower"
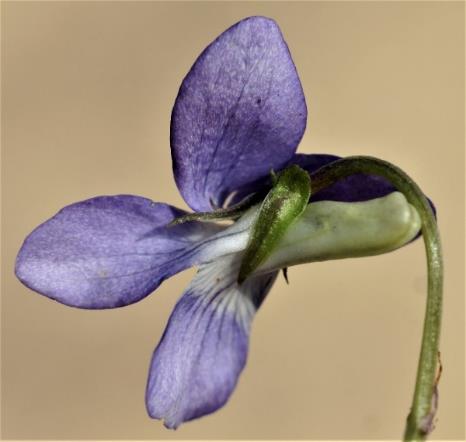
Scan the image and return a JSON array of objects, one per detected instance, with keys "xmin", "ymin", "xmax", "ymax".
[{"xmin": 15, "ymin": 17, "xmax": 429, "ymax": 430}]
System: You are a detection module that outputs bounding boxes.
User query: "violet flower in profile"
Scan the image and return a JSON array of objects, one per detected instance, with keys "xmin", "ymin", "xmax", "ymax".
[{"xmin": 16, "ymin": 17, "xmax": 427, "ymax": 430}]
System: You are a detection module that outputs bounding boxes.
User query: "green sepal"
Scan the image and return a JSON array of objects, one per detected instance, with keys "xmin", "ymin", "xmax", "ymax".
[
  {"xmin": 168, "ymin": 193, "xmax": 261, "ymax": 226},
  {"xmin": 238, "ymin": 165, "xmax": 311, "ymax": 283}
]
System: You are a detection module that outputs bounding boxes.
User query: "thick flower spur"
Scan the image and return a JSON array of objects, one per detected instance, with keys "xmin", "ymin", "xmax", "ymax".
[{"xmin": 15, "ymin": 16, "xmax": 442, "ymax": 440}]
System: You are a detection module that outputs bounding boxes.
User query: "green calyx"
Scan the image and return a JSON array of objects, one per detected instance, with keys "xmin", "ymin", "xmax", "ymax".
[
  {"xmin": 168, "ymin": 193, "xmax": 262, "ymax": 226},
  {"xmin": 238, "ymin": 165, "xmax": 311, "ymax": 284}
]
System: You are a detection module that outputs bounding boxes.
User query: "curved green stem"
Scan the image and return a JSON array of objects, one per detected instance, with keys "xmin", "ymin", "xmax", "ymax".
[{"xmin": 310, "ymin": 156, "xmax": 443, "ymax": 441}]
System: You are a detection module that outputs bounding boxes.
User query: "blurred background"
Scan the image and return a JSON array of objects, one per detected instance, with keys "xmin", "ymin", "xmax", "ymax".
[{"xmin": 2, "ymin": 2, "xmax": 464, "ymax": 440}]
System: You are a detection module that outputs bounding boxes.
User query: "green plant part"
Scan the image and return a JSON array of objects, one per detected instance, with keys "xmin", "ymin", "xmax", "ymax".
[
  {"xmin": 238, "ymin": 165, "xmax": 311, "ymax": 284},
  {"xmin": 168, "ymin": 192, "xmax": 262, "ymax": 226},
  {"xmin": 256, "ymin": 191, "xmax": 421, "ymax": 274}
]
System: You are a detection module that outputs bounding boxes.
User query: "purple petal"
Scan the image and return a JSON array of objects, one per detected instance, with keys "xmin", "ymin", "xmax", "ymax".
[
  {"xmin": 146, "ymin": 254, "xmax": 277, "ymax": 428},
  {"xmin": 230, "ymin": 153, "xmax": 397, "ymax": 205},
  {"xmin": 171, "ymin": 16, "xmax": 307, "ymax": 212},
  {"xmin": 292, "ymin": 153, "xmax": 397, "ymax": 202},
  {"xmin": 15, "ymin": 195, "xmax": 224, "ymax": 309}
]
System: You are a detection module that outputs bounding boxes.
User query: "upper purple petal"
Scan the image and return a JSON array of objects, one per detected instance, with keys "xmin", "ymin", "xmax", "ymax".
[
  {"xmin": 15, "ymin": 195, "xmax": 224, "ymax": 309},
  {"xmin": 229, "ymin": 153, "xmax": 397, "ymax": 206},
  {"xmin": 171, "ymin": 16, "xmax": 307, "ymax": 211},
  {"xmin": 146, "ymin": 253, "xmax": 278, "ymax": 428},
  {"xmin": 292, "ymin": 153, "xmax": 396, "ymax": 202}
]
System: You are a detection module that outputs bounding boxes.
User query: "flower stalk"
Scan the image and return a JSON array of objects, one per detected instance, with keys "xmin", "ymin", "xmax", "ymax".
[{"xmin": 310, "ymin": 156, "xmax": 443, "ymax": 441}]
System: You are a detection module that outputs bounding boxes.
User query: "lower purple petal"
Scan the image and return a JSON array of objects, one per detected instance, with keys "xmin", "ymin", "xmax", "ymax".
[
  {"xmin": 15, "ymin": 195, "xmax": 224, "ymax": 309},
  {"xmin": 146, "ymin": 254, "xmax": 277, "ymax": 429}
]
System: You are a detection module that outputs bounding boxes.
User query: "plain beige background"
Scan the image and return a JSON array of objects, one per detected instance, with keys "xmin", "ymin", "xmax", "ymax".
[{"xmin": 1, "ymin": 1, "xmax": 464, "ymax": 440}]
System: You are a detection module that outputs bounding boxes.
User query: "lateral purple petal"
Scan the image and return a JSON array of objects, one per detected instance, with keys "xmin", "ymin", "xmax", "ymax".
[
  {"xmin": 171, "ymin": 16, "xmax": 307, "ymax": 211},
  {"xmin": 15, "ymin": 195, "xmax": 223, "ymax": 309},
  {"xmin": 146, "ymin": 254, "xmax": 277, "ymax": 429}
]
